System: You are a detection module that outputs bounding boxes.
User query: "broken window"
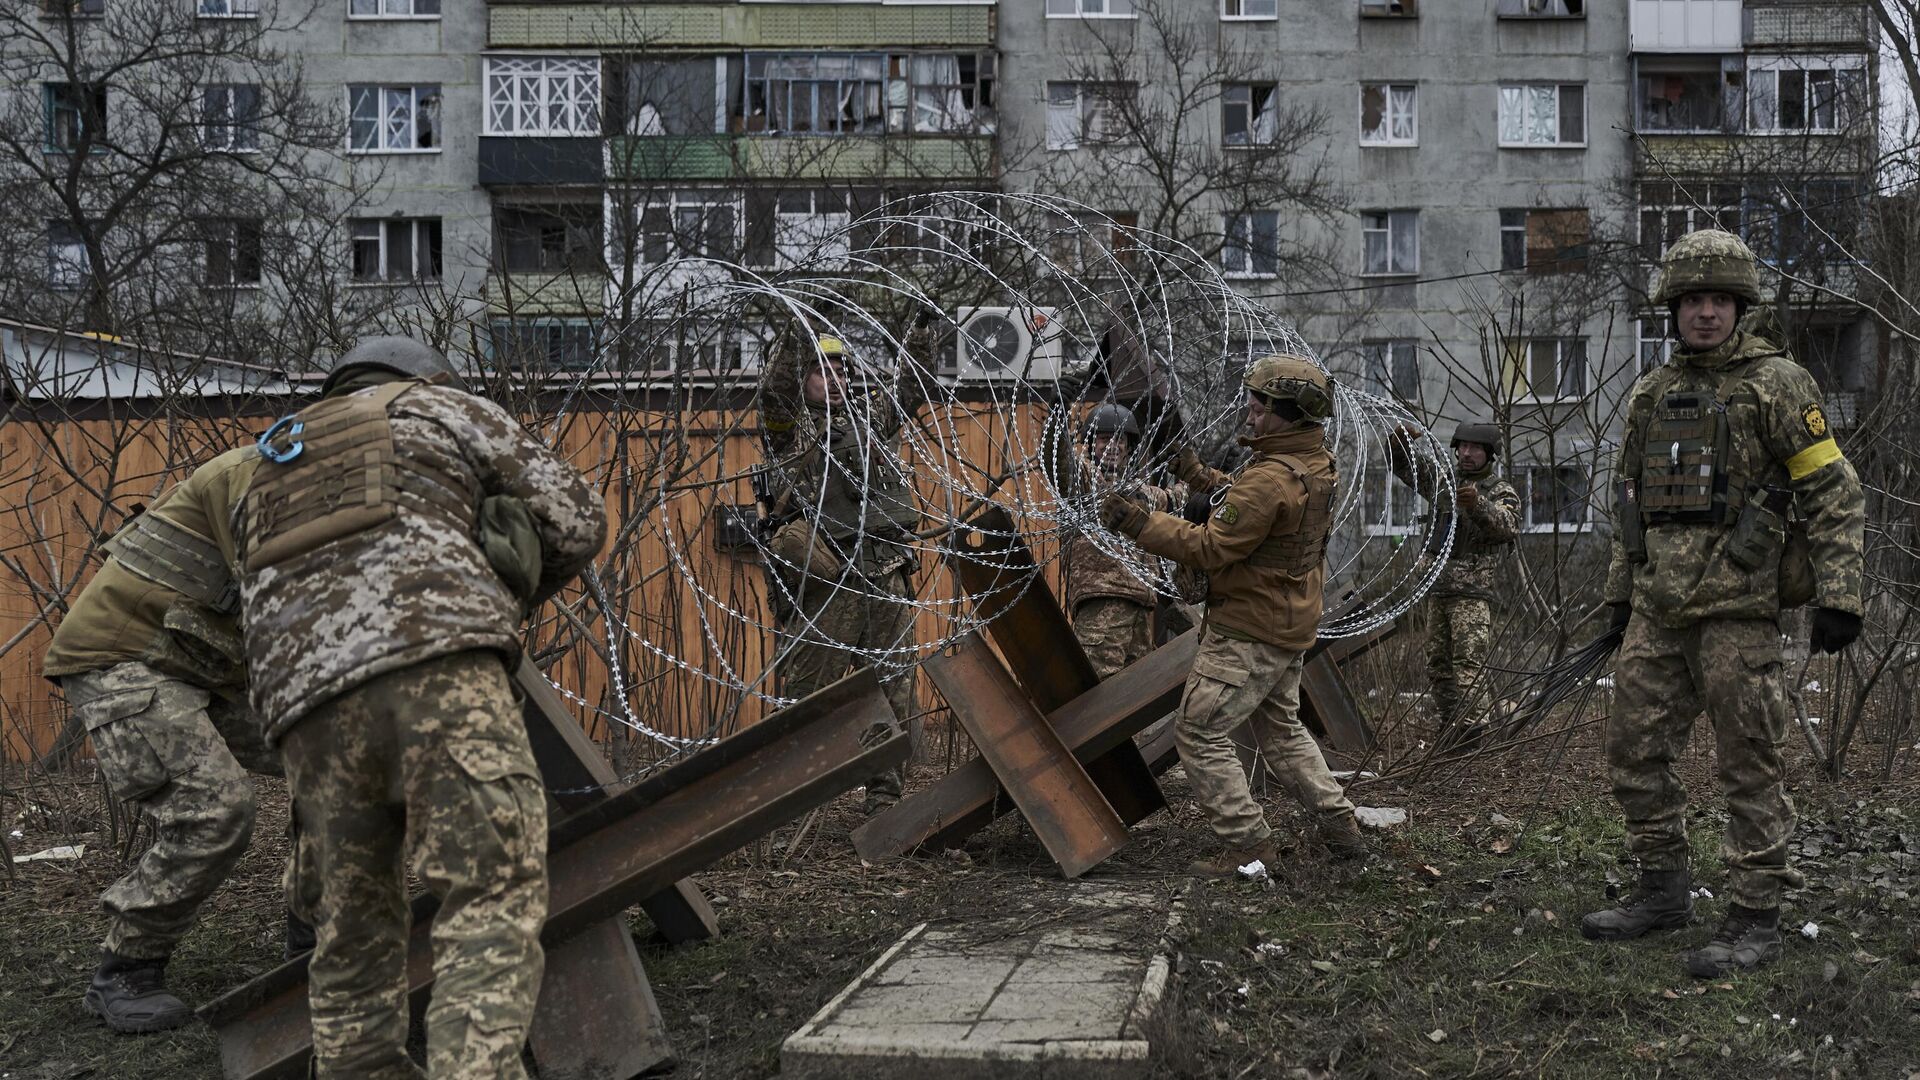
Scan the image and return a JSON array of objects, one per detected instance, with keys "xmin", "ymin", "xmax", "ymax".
[
  {"xmin": 1223, "ymin": 83, "xmax": 1278, "ymax": 147},
  {"xmin": 1635, "ymin": 57, "xmax": 1743, "ymax": 133},
  {"xmin": 1045, "ymin": 82, "xmax": 1133, "ymax": 150},
  {"xmin": 494, "ymin": 204, "xmax": 602, "ymax": 274},
  {"xmin": 1497, "ymin": 83, "xmax": 1584, "ymax": 146},
  {"xmin": 1500, "ymin": 208, "xmax": 1590, "ymax": 273},
  {"xmin": 45, "ymin": 83, "xmax": 107, "ymax": 152},
  {"xmin": 744, "ymin": 189, "xmax": 852, "ymax": 269},
  {"xmin": 1362, "ymin": 210, "xmax": 1417, "ymax": 275},
  {"xmin": 1748, "ymin": 55, "xmax": 1865, "ymax": 133},
  {"xmin": 1359, "ymin": 83, "xmax": 1416, "ymax": 146},
  {"xmin": 348, "ymin": 84, "xmax": 440, "ymax": 151},
  {"xmin": 1222, "ymin": 210, "xmax": 1279, "ymax": 277},
  {"xmin": 203, "ymin": 218, "xmax": 263, "ymax": 286}
]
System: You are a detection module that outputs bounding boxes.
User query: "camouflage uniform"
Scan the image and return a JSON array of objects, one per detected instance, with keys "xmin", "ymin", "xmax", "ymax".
[
  {"xmin": 1605, "ymin": 325, "xmax": 1863, "ymax": 910},
  {"xmin": 1386, "ymin": 450, "xmax": 1521, "ymax": 725},
  {"xmin": 1065, "ymin": 468, "xmax": 1182, "ymax": 680},
  {"xmin": 759, "ymin": 330, "xmax": 930, "ymax": 803},
  {"xmin": 43, "ymin": 447, "xmax": 267, "ymax": 966},
  {"xmin": 240, "ymin": 357, "xmax": 605, "ymax": 1078}
]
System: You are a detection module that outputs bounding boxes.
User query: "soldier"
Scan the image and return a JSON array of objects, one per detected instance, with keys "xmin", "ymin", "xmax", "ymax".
[
  {"xmin": 239, "ymin": 337, "xmax": 606, "ymax": 1077},
  {"xmin": 1100, "ymin": 355, "xmax": 1366, "ymax": 875},
  {"xmin": 1580, "ymin": 230, "xmax": 1864, "ymax": 978},
  {"xmin": 759, "ymin": 324, "xmax": 931, "ymax": 814},
  {"xmin": 1386, "ymin": 421, "xmax": 1522, "ymax": 737},
  {"xmin": 1064, "ymin": 404, "xmax": 1181, "ymax": 679},
  {"xmin": 42, "ymin": 445, "xmax": 297, "ymax": 1033}
]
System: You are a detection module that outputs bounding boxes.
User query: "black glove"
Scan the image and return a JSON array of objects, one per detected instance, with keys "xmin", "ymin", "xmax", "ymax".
[
  {"xmin": 1608, "ymin": 603, "xmax": 1632, "ymax": 635},
  {"xmin": 1182, "ymin": 490, "xmax": 1214, "ymax": 525},
  {"xmin": 1099, "ymin": 491, "xmax": 1151, "ymax": 538},
  {"xmin": 1809, "ymin": 607, "xmax": 1862, "ymax": 654}
]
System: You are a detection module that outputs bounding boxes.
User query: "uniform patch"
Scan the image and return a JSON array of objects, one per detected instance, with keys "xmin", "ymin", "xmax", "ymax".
[
  {"xmin": 1800, "ymin": 403, "xmax": 1827, "ymax": 439},
  {"xmin": 1213, "ymin": 503, "xmax": 1240, "ymax": 526}
]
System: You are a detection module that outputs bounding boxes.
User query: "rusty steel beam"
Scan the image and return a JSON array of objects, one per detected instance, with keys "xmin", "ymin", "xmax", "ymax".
[
  {"xmin": 202, "ymin": 671, "xmax": 905, "ymax": 1080},
  {"xmin": 924, "ymin": 635, "xmax": 1129, "ymax": 878},
  {"xmin": 942, "ymin": 505, "xmax": 1168, "ymax": 820},
  {"xmin": 853, "ymin": 630, "xmax": 1198, "ymax": 860},
  {"xmin": 528, "ymin": 918, "xmax": 674, "ymax": 1080},
  {"xmin": 516, "ymin": 657, "xmax": 721, "ymax": 944}
]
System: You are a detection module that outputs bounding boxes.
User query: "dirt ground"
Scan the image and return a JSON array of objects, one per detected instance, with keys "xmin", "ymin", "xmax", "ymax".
[{"xmin": 2, "ymin": 721, "xmax": 1917, "ymax": 1080}]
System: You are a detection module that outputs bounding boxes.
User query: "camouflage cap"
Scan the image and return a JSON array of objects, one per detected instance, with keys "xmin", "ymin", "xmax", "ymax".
[
  {"xmin": 1244, "ymin": 353, "xmax": 1333, "ymax": 421},
  {"xmin": 1084, "ymin": 402, "xmax": 1141, "ymax": 442},
  {"xmin": 323, "ymin": 336, "xmax": 464, "ymax": 394},
  {"xmin": 1450, "ymin": 421, "xmax": 1501, "ymax": 457},
  {"xmin": 1653, "ymin": 228, "xmax": 1762, "ymax": 305}
]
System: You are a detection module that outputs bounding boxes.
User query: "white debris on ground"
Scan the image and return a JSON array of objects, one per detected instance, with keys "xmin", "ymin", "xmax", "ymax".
[
  {"xmin": 1354, "ymin": 806, "xmax": 1408, "ymax": 829},
  {"xmin": 12, "ymin": 844, "xmax": 85, "ymax": 863}
]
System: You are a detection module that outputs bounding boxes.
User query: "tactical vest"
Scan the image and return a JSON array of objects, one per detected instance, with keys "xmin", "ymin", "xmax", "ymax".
[
  {"xmin": 104, "ymin": 511, "xmax": 238, "ymax": 615},
  {"xmin": 808, "ymin": 410, "xmax": 922, "ymax": 541},
  {"xmin": 1635, "ymin": 366, "xmax": 1760, "ymax": 527},
  {"xmin": 1244, "ymin": 454, "xmax": 1335, "ymax": 576},
  {"xmin": 243, "ymin": 380, "xmax": 477, "ymax": 573}
]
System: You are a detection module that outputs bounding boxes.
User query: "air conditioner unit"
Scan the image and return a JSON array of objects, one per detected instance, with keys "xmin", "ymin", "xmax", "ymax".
[{"xmin": 951, "ymin": 306, "xmax": 1065, "ymax": 383}]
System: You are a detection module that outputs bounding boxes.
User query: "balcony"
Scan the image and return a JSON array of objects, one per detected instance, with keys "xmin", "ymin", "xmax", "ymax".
[
  {"xmin": 1745, "ymin": 3, "xmax": 1872, "ymax": 48},
  {"xmin": 1633, "ymin": 133, "xmax": 1872, "ymax": 175},
  {"xmin": 1630, "ymin": 0, "xmax": 1740, "ymax": 52},
  {"xmin": 489, "ymin": 4, "xmax": 994, "ymax": 49},
  {"xmin": 606, "ymin": 134, "xmax": 994, "ymax": 183},
  {"xmin": 478, "ymin": 137, "xmax": 602, "ymax": 186}
]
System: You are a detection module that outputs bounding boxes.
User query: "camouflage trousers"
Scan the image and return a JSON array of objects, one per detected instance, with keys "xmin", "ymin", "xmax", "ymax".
[
  {"xmin": 279, "ymin": 650, "xmax": 547, "ymax": 1080},
  {"xmin": 1073, "ymin": 598, "xmax": 1154, "ymax": 680},
  {"xmin": 61, "ymin": 662, "xmax": 257, "ymax": 960},
  {"xmin": 1426, "ymin": 594, "xmax": 1492, "ymax": 725},
  {"xmin": 778, "ymin": 562, "xmax": 918, "ymax": 801},
  {"xmin": 1610, "ymin": 615, "xmax": 1799, "ymax": 910},
  {"xmin": 1176, "ymin": 628, "xmax": 1355, "ymax": 847}
]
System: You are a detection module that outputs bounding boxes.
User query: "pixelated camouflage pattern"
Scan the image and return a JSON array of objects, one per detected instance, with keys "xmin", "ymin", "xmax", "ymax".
[
  {"xmin": 1064, "ymin": 470, "xmax": 1181, "ymax": 610},
  {"xmin": 1609, "ymin": 615, "xmax": 1801, "ymax": 909},
  {"xmin": 62, "ymin": 661, "xmax": 256, "ymax": 961},
  {"xmin": 1071, "ymin": 597, "xmax": 1155, "ymax": 680},
  {"xmin": 1386, "ymin": 452, "xmax": 1521, "ymax": 601},
  {"xmin": 1175, "ymin": 629, "xmax": 1354, "ymax": 847},
  {"xmin": 240, "ymin": 381, "xmax": 606, "ymax": 743},
  {"xmin": 278, "ymin": 651, "xmax": 546, "ymax": 1080},
  {"xmin": 1134, "ymin": 427, "xmax": 1334, "ymax": 652},
  {"xmin": 1604, "ymin": 331, "xmax": 1865, "ymax": 626},
  {"xmin": 1652, "ymin": 228, "xmax": 1763, "ymax": 305},
  {"xmin": 1425, "ymin": 595, "xmax": 1493, "ymax": 724},
  {"xmin": 44, "ymin": 446, "xmax": 261, "ymax": 693},
  {"xmin": 774, "ymin": 553, "xmax": 918, "ymax": 800}
]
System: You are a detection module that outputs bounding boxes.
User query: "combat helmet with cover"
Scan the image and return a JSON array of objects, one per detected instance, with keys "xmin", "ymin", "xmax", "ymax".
[
  {"xmin": 321, "ymin": 335, "xmax": 464, "ymax": 395},
  {"xmin": 1084, "ymin": 402, "xmax": 1141, "ymax": 445},
  {"xmin": 1652, "ymin": 229, "xmax": 1762, "ymax": 306},
  {"xmin": 1244, "ymin": 353, "xmax": 1334, "ymax": 423},
  {"xmin": 1450, "ymin": 421, "xmax": 1502, "ymax": 459}
]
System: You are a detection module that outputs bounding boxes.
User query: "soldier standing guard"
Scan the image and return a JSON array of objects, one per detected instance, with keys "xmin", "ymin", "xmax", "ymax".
[
  {"xmin": 1100, "ymin": 355, "xmax": 1366, "ymax": 875},
  {"xmin": 239, "ymin": 337, "xmax": 606, "ymax": 1078},
  {"xmin": 1581, "ymin": 230, "xmax": 1865, "ymax": 978},
  {"xmin": 1386, "ymin": 421, "xmax": 1521, "ymax": 739},
  {"xmin": 759, "ymin": 322, "xmax": 933, "ymax": 815},
  {"xmin": 44, "ymin": 445, "xmax": 293, "ymax": 1033}
]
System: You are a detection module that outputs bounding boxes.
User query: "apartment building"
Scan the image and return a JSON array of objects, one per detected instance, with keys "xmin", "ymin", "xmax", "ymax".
[{"xmin": 8, "ymin": 0, "xmax": 1879, "ymax": 534}]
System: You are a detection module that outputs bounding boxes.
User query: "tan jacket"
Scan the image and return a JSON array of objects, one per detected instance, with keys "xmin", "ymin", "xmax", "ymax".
[{"xmin": 1133, "ymin": 427, "xmax": 1333, "ymax": 651}]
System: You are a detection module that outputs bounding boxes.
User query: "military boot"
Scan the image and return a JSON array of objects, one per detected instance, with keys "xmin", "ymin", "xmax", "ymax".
[
  {"xmin": 1579, "ymin": 869, "xmax": 1693, "ymax": 941},
  {"xmin": 84, "ymin": 950, "xmax": 192, "ymax": 1034},
  {"xmin": 1188, "ymin": 838, "xmax": 1280, "ymax": 879},
  {"xmin": 1314, "ymin": 810, "xmax": 1369, "ymax": 861},
  {"xmin": 1682, "ymin": 905, "xmax": 1781, "ymax": 978},
  {"xmin": 284, "ymin": 907, "xmax": 317, "ymax": 960}
]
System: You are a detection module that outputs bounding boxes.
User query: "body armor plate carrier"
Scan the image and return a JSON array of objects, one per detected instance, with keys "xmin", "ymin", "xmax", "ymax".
[
  {"xmin": 244, "ymin": 380, "xmax": 477, "ymax": 573},
  {"xmin": 808, "ymin": 413, "xmax": 922, "ymax": 542},
  {"xmin": 1244, "ymin": 453, "xmax": 1335, "ymax": 576}
]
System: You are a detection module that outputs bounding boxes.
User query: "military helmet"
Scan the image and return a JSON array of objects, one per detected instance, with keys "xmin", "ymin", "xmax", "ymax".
[
  {"xmin": 1450, "ymin": 421, "xmax": 1501, "ymax": 458},
  {"xmin": 322, "ymin": 335, "xmax": 463, "ymax": 394},
  {"xmin": 1084, "ymin": 403, "xmax": 1141, "ymax": 444},
  {"xmin": 1652, "ymin": 228, "xmax": 1762, "ymax": 305},
  {"xmin": 1244, "ymin": 353, "xmax": 1334, "ymax": 422}
]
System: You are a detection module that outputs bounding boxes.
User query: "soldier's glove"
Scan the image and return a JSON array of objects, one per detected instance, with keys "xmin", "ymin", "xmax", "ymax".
[
  {"xmin": 1182, "ymin": 490, "xmax": 1214, "ymax": 525},
  {"xmin": 1099, "ymin": 491, "xmax": 1151, "ymax": 538},
  {"xmin": 1607, "ymin": 603, "xmax": 1633, "ymax": 635},
  {"xmin": 1809, "ymin": 607, "xmax": 1862, "ymax": 654},
  {"xmin": 1456, "ymin": 483, "xmax": 1480, "ymax": 510},
  {"xmin": 1172, "ymin": 447, "xmax": 1208, "ymax": 488}
]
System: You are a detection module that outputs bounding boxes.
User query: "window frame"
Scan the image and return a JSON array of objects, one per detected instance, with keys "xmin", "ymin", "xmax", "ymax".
[
  {"xmin": 198, "ymin": 0, "xmax": 260, "ymax": 17},
  {"xmin": 1358, "ymin": 82, "xmax": 1417, "ymax": 147},
  {"xmin": 637, "ymin": 322, "xmax": 759, "ymax": 378},
  {"xmin": 346, "ymin": 84, "xmax": 442, "ymax": 154},
  {"xmin": 1517, "ymin": 460, "xmax": 1594, "ymax": 534},
  {"xmin": 1496, "ymin": 0, "xmax": 1583, "ymax": 17},
  {"xmin": 1497, "ymin": 82, "xmax": 1587, "ymax": 148},
  {"xmin": 1636, "ymin": 315, "xmax": 1674, "ymax": 373},
  {"xmin": 46, "ymin": 220, "xmax": 89, "ymax": 289},
  {"xmin": 1222, "ymin": 82, "xmax": 1279, "ymax": 148},
  {"xmin": 1636, "ymin": 181, "xmax": 1743, "ymax": 262},
  {"xmin": 1045, "ymin": 80, "xmax": 1134, "ymax": 151},
  {"xmin": 1500, "ymin": 207, "xmax": 1592, "ymax": 274},
  {"xmin": 1360, "ymin": 466, "xmax": 1420, "ymax": 536},
  {"xmin": 1044, "ymin": 0, "xmax": 1137, "ymax": 20},
  {"xmin": 1359, "ymin": 0, "xmax": 1418, "ymax": 16},
  {"xmin": 483, "ymin": 56, "xmax": 601, "ymax": 138},
  {"xmin": 1360, "ymin": 209, "xmax": 1418, "ymax": 277},
  {"xmin": 348, "ymin": 217, "xmax": 444, "ymax": 284},
  {"xmin": 346, "ymin": 0, "xmax": 441, "ymax": 20},
  {"xmin": 1221, "ymin": 209, "xmax": 1280, "ymax": 279},
  {"xmin": 637, "ymin": 189, "xmax": 742, "ymax": 266},
  {"xmin": 1361, "ymin": 339, "xmax": 1420, "ymax": 400},
  {"xmin": 1634, "ymin": 56, "xmax": 1744, "ymax": 135},
  {"xmin": 1220, "ymin": 0, "xmax": 1278, "ymax": 21},
  {"xmin": 203, "ymin": 218, "xmax": 264, "ymax": 288},
  {"xmin": 1745, "ymin": 54, "xmax": 1867, "ymax": 135},
  {"xmin": 486, "ymin": 317, "xmax": 601, "ymax": 373},
  {"xmin": 493, "ymin": 203, "xmax": 604, "ymax": 275},
  {"xmin": 1512, "ymin": 337, "xmax": 1588, "ymax": 404},
  {"xmin": 44, "ymin": 82, "xmax": 107, "ymax": 154},
  {"xmin": 201, "ymin": 83, "xmax": 263, "ymax": 153}
]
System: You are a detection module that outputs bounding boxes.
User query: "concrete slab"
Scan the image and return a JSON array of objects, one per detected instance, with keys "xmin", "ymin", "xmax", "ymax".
[{"xmin": 781, "ymin": 883, "xmax": 1175, "ymax": 1079}]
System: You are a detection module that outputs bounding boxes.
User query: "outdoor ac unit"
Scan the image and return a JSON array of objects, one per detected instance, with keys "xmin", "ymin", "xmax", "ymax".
[{"xmin": 951, "ymin": 306, "xmax": 1065, "ymax": 383}]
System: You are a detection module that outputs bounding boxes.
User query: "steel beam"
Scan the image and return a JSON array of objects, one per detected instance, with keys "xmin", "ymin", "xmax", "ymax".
[
  {"xmin": 202, "ymin": 671, "xmax": 905, "ymax": 1080},
  {"xmin": 528, "ymin": 918, "xmax": 674, "ymax": 1080},
  {"xmin": 924, "ymin": 635, "xmax": 1129, "ymax": 877},
  {"xmin": 853, "ymin": 630, "xmax": 1197, "ymax": 860}
]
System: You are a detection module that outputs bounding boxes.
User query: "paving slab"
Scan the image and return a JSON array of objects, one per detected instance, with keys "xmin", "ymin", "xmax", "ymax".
[{"xmin": 781, "ymin": 883, "xmax": 1175, "ymax": 1079}]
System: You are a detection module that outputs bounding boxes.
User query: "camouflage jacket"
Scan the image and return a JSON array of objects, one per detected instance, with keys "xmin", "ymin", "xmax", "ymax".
[
  {"xmin": 1064, "ymin": 461, "xmax": 1183, "ymax": 610},
  {"xmin": 239, "ymin": 381, "xmax": 606, "ymax": 742},
  {"xmin": 1386, "ymin": 448, "xmax": 1521, "ymax": 601},
  {"xmin": 44, "ymin": 445, "xmax": 261, "ymax": 697},
  {"xmin": 1133, "ymin": 427, "xmax": 1334, "ymax": 651},
  {"xmin": 1604, "ymin": 331, "xmax": 1865, "ymax": 627},
  {"xmin": 758, "ymin": 325, "xmax": 933, "ymax": 544}
]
